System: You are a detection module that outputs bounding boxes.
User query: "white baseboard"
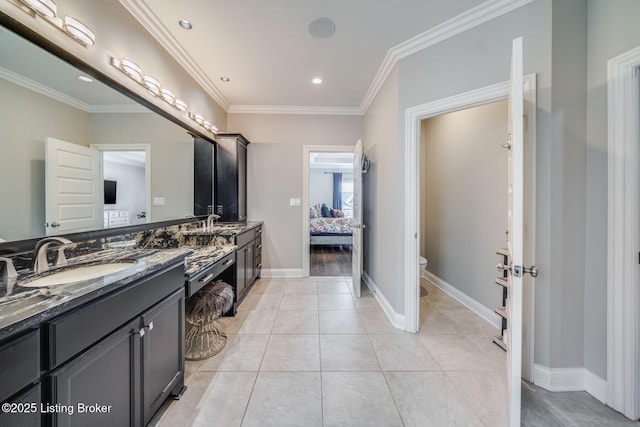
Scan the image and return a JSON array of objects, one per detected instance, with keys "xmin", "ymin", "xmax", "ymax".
[
  {"xmin": 261, "ymin": 268, "xmax": 303, "ymax": 278},
  {"xmin": 423, "ymin": 270, "xmax": 501, "ymax": 330},
  {"xmin": 362, "ymin": 271, "xmax": 405, "ymax": 330},
  {"xmin": 532, "ymin": 364, "xmax": 607, "ymax": 404},
  {"xmin": 584, "ymin": 369, "xmax": 608, "ymax": 404}
]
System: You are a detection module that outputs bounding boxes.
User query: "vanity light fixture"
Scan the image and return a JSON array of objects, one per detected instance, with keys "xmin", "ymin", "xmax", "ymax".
[
  {"xmin": 194, "ymin": 114, "xmax": 204, "ymax": 125},
  {"xmin": 19, "ymin": 0, "xmax": 57, "ymax": 18},
  {"xmin": 188, "ymin": 112, "xmax": 218, "ymax": 135},
  {"xmin": 63, "ymin": 16, "xmax": 95, "ymax": 46},
  {"xmin": 175, "ymin": 99, "xmax": 188, "ymax": 111},
  {"xmin": 203, "ymin": 121, "xmax": 212, "ymax": 131},
  {"xmin": 143, "ymin": 75, "xmax": 161, "ymax": 96},
  {"xmin": 161, "ymin": 88, "xmax": 176, "ymax": 104},
  {"xmin": 117, "ymin": 58, "xmax": 143, "ymax": 82}
]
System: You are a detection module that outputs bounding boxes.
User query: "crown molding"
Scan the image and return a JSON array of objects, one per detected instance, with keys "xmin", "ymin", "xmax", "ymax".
[
  {"xmin": 120, "ymin": 0, "xmax": 533, "ymax": 116},
  {"xmin": 119, "ymin": 0, "xmax": 230, "ymax": 111},
  {"xmin": 359, "ymin": 0, "xmax": 535, "ymax": 112},
  {"xmin": 227, "ymin": 105, "xmax": 363, "ymax": 116},
  {"xmin": 0, "ymin": 65, "xmax": 89, "ymax": 111}
]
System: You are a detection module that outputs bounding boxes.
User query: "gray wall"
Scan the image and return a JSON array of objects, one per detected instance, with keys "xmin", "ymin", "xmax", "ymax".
[
  {"xmin": 0, "ymin": 79, "xmax": 89, "ymax": 240},
  {"xmin": 362, "ymin": 65, "xmax": 401, "ymax": 310},
  {"xmin": 227, "ymin": 113, "xmax": 362, "ymax": 273},
  {"xmin": 584, "ymin": 0, "xmax": 640, "ymax": 379},
  {"xmin": 89, "ymin": 113, "xmax": 194, "ymax": 222},
  {"xmin": 420, "ymin": 100, "xmax": 508, "ymax": 311}
]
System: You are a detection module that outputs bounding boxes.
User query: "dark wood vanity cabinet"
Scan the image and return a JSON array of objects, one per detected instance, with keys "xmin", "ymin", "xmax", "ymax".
[
  {"xmin": 194, "ymin": 137, "xmax": 215, "ymax": 216},
  {"xmin": 44, "ymin": 266, "xmax": 185, "ymax": 427},
  {"xmin": 234, "ymin": 226, "xmax": 262, "ymax": 305},
  {"xmin": 215, "ymin": 133, "xmax": 250, "ymax": 222}
]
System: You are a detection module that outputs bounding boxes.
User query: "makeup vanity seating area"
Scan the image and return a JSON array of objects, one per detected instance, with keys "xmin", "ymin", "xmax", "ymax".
[{"xmin": 0, "ymin": 219, "xmax": 262, "ymax": 427}]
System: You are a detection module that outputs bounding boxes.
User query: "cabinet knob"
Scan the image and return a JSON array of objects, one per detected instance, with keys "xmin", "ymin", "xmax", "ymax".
[{"xmin": 147, "ymin": 321, "xmax": 154, "ymax": 331}]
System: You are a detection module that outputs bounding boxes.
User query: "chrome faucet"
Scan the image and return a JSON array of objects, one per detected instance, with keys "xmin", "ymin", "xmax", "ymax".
[
  {"xmin": 32, "ymin": 237, "xmax": 75, "ymax": 274},
  {"xmin": 206, "ymin": 214, "xmax": 220, "ymax": 228},
  {"xmin": 0, "ymin": 257, "xmax": 17, "ymax": 280}
]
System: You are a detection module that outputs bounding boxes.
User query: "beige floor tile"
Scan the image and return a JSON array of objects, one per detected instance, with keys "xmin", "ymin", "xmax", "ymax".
[
  {"xmin": 418, "ymin": 307, "xmax": 460, "ymax": 334},
  {"xmin": 352, "ymin": 294, "xmax": 383, "ymax": 310},
  {"xmin": 279, "ymin": 293, "xmax": 319, "ymax": 310},
  {"xmin": 199, "ymin": 334, "xmax": 268, "ymax": 371},
  {"xmin": 385, "ymin": 371, "xmax": 484, "ymax": 427},
  {"xmin": 242, "ymin": 372, "xmax": 322, "ymax": 427},
  {"xmin": 439, "ymin": 308, "xmax": 500, "ymax": 334},
  {"xmin": 322, "ymin": 371, "xmax": 403, "ymax": 426},
  {"xmin": 217, "ymin": 310, "xmax": 250, "ymax": 334},
  {"xmin": 157, "ymin": 371, "xmax": 218, "ymax": 426},
  {"xmin": 260, "ymin": 335, "xmax": 320, "ymax": 371},
  {"xmin": 359, "ymin": 309, "xmax": 405, "ymax": 334},
  {"xmin": 318, "ymin": 293, "xmax": 357, "ymax": 310},
  {"xmin": 316, "ymin": 281, "xmax": 351, "ymax": 294},
  {"xmin": 188, "ymin": 372, "xmax": 256, "ymax": 427},
  {"xmin": 369, "ymin": 334, "xmax": 441, "ymax": 371},
  {"xmin": 238, "ymin": 308, "xmax": 277, "ymax": 334},
  {"xmin": 320, "ymin": 335, "xmax": 380, "ymax": 371},
  {"xmin": 447, "ymin": 370, "xmax": 508, "ymax": 427},
  {"xmin": 272, "ymin": 310, "xmax": 319, "ymax": 334},
  {"xmin": 465, "ymin": 333, "xmax": 508, "ymax": 362},
  {"xmin": 284, "ymin": 282, "xmax": 318, "ymax": 294},
  {"xmin": 419, "ymin": 334, "xmax": 504, "ymax": 371},
  {"xmin": 319, "ymin": 310, "xmax": 365, "ymax": 334},
  {"xmin": 252, "ymin": 293, "xmax": 283, "ymax": 311}
]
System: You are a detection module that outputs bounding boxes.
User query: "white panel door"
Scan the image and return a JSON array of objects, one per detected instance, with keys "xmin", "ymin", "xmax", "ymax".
[
  {"xmin": 351, "ymin": 139, "xmax": 363, "ymax": 297},
  {"xmin": 506, "ymin": 37, "xmax": 524, "ymax": 427},
  {"xmin": 45, "ymin": 137, "xmax": 102, "ymax": 236}
]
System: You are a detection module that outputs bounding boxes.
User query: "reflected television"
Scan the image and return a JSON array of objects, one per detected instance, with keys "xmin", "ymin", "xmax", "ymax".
[{"xmin": 104, "ymin": 180, "xmax": 117, "ymax": 204}]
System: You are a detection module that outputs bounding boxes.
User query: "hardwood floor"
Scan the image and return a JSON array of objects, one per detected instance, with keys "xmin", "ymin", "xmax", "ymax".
[{"xmin": 310, "ymin": 245, "xmax": 352, "ymax": 276}]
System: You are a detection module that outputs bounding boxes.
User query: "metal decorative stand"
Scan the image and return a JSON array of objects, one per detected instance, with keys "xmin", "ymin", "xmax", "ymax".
[{"xmin": 185, "ymin": 280, "xmax": 234, "ymax": 360}]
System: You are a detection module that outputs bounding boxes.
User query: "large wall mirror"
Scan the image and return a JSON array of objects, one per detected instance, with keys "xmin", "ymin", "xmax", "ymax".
[{"xmin": 0, "ymin": 23, "xmax": 198, "ymax": 243}]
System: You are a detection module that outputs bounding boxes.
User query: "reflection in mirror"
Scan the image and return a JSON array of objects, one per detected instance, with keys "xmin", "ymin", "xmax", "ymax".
[{"xmin": 0, "ymin": 25, "xmax": 195, "ymax": 242}]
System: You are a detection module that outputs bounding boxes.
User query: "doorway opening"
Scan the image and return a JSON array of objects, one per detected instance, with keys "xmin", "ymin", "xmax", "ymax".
[
  {"xmin": 307, "ymin": 151, "xmax": 355, "ymax": 277},
  {"xmin": 418, "ymin": 99, "xmax": 509, "ymax": 337},
  {"xmin": 91, "ymin": 144, "xmax": 151, "ymax": 229}
]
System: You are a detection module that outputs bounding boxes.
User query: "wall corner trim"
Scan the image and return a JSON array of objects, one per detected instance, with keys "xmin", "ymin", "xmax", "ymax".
[
  {"xmin": 362, "ymin": 271, "xmax": 405, "ymax": 330},
  {"xmin": 532, "ymin": 364, "xmax": 607, "ymax": 405}
]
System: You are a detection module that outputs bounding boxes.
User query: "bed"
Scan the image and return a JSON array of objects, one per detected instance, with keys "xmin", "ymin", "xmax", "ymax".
[{"xmin": 309, "ymin": 216, "xmax": 354, "ymax": 246}]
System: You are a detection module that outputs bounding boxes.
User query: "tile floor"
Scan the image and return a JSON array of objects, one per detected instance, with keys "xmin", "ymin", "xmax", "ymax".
[{"xmin": 152, "ymin": 276, "xmax": 508, "ymax": 426}]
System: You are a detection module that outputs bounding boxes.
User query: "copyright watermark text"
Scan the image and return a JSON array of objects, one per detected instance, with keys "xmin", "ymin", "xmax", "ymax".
[{"xmin": 1, "ymin": 402, "xmax": 112, "ymax": 415}]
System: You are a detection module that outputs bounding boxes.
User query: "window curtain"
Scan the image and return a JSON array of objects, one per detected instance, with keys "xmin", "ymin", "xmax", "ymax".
[{"xmin": 332, "ymin": 173, "xmax": 343, "ymax": 210}]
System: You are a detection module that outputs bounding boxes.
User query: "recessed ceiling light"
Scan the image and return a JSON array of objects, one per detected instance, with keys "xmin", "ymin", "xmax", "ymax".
[
  {"xmin": 179, "ymin": 19, "xmax": 192, "ymax": 30},
  {"xmin": 308, "ymin": 17, "xmax": 335, "ymax": 39},
  {"xmin": 312, "ymin": 78, "xmax": 322, "ymax": 85},
  {"xmin": 78, "ymin": 75, "xmax": 93, "ymax": 82},
  {"xmin": 220, "ymin": 76, "xmax": 230, "ymax": 82}
]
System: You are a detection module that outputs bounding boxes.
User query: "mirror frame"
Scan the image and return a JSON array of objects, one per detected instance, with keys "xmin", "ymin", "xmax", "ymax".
[{"xmin": 0, "ymin": 11, "xmax": 214, "ymax": 254}]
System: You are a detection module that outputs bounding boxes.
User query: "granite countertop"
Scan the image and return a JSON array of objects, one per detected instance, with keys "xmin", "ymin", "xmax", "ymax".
[
  {"xmin": 0, "ymin": 247, "xmax": 192, "ymax": 340},
  {"xmin": 180, "ymin": 221, "xmax": 262, "ymax": 237},
  {"xmin": 184, "ymin": 245, "xmax": 236, "ymax": 278}
]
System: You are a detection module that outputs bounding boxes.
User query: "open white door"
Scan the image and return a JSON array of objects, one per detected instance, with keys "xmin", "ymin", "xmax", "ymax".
[
  {"xmin": 45, "ymin": 137, "xmax": 102, "ymax": 236},
  {"xmin": 351, "ymin": 139, "xmax": 363, "ymax": 297},
  {"xmin": 505, "ymin": 37, "xmax": 529, "ymax": 427}
]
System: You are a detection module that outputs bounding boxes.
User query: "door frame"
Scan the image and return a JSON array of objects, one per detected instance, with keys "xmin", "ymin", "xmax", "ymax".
[
  {"xmin": 302, "ymin": 144, "xmax": 356, "ymax": 277},
  {"xmin": 90, "ymin": 144, "xmax": 152, "ymax": 223},
  {"xmin": 607, "ymin": 45, "xmax": 640, "ymax": 420},
  {"xmin": 403, "ymin": 75, "xmax": 537, "ymax": 379}
]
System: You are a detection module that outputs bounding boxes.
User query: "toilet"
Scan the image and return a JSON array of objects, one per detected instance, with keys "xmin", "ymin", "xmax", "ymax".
[{"xmin": 419, "ymin": 256, "xmax": 428, "ymax": 278}]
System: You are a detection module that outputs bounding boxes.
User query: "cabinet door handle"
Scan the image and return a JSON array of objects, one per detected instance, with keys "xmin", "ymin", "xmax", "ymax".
[
  {"xmin": 257, "ymin": 264, "xmax": 262, "ymax": 269},
  {"xmin": 257, "ymin": 229, "xmax": 262, "ymax": 234},
  {"xmin": 222, "ymin": 258, "xmax": 234, "ymax": 267},
  {"xmin": 257, "ymin": 244, "xmax": 262, "ymax": 249},
  {"xmin": 147, "ymin": 321, "xmax": 154, "ymax": 331},
  {"xmin": 137, "ymin": 328, "xmax": 145, "ymax": 338}
]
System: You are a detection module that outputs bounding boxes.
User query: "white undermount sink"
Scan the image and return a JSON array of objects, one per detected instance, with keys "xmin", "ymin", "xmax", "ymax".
[{"xmin": 18, "ymin": 260, "xmax": 138, "ymax": 288}]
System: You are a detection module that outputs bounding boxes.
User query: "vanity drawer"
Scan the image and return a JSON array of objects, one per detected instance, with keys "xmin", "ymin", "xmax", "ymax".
[
  {"xmin": 254, "ymin": 226, "xmax": 262, "ymax": 239},
  {"xmin": 235, "ymin": 230, "xmax": 254, "ymax": 248},
  {"xmin": 0, "ymin": 329, "xmax": 40, "ymax": 403},
  {"xmin": 255, "ymin": 237, "xmax": 262, "ymax": 257},
  {"xmin": 186, "ymin": 253, "xmax": 235, "ymax": 297},
  {"xmin": 45, "ymin": 263, "xmax": 184, "ymax": 369}
]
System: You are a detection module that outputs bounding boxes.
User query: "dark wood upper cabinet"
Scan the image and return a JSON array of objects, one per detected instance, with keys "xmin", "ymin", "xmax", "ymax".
[{"xmin": 215, "ymin": 133, "xmax": 250, "ymax": 222}]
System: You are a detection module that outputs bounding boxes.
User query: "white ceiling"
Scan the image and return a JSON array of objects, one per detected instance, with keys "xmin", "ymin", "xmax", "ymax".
[
  {"xmin": 122, "ymin": 0, "xmax": 491, "ymax": 111},
  {"xmin": 310, "ymin": 152, "xmax": 354, "ymax": 171}
]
